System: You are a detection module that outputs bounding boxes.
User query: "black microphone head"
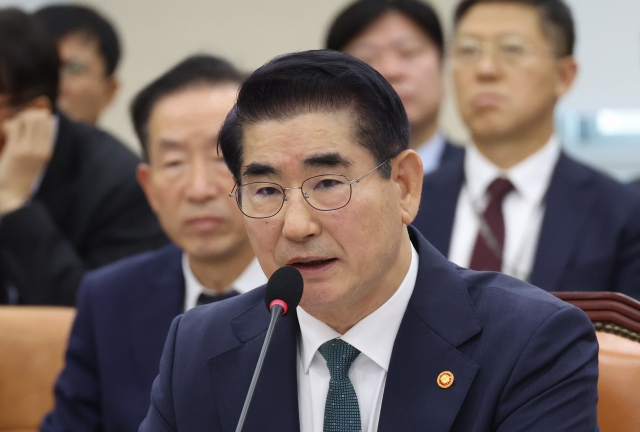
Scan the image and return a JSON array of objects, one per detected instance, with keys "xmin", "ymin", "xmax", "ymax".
[{"xmin": 265, "ymin": 266, "xmax": 303, "ymax": 315}]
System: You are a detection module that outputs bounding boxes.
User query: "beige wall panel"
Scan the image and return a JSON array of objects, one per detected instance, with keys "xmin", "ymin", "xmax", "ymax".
[{"xmin": 75, "ymin": 0, "xmax": 467, "ymax": 151}]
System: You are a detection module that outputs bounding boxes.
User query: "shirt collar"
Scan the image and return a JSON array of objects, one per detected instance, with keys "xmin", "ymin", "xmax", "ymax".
[
  {"xmin": 465, "ymin": 135, "xmax": 561, "ymax": 204},
  {"xmin": 297, "ymin": 242, "xmax": 419, "ymax": 373},
  {"xmin": 415, "ymin": 131, "xmax": 447, "ymax": 175},
  {"xmin": 182, "ymin": 253, "xmax": 267, "ymax": 311}
]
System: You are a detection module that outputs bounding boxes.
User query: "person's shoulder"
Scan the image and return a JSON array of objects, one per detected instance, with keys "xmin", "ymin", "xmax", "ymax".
[
  {"xmin": 559, "ymin": 153, "xmax": 640, "ymax": 202},
  {"xmin": 64, "ymin": 116, "xmax": 141, "ymax": 175},
  {"xmin": 172, "ymin": 287, "xmax": 268, "ymax": 353},
  {"xmin": 181, "ymin": 287, "xmax": 266, "ymax": 328},
  {"xmin": 555, "ymin": 154, "xmax": 640, "ymax": 231},
  {"xmin": 459, "ymin": 268, "xmax": 582, "ymax": 329},
  {"xmin": 81, "ymin": 244, "xmax": 182, "ymax": 298}
]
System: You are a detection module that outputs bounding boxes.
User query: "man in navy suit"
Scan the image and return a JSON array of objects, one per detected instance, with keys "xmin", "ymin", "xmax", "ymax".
[
  {"xmin": 41, "ymin": 55, "xmax": 266, "ymax": 432},
  {"xmin": 140, "ymin": 50, "xmax": 598, "ymax": 431},
  {"xmin": 413, "ymin": 0, "xmax": 640, "ymax": 298},
  {"xmin": 326, "ymin": 0, "xmax": 465, "ymax": 175}
]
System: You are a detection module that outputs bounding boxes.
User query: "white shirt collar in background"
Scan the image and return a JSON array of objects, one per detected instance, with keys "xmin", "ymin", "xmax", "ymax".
[
  {"xmin": 182, "ymin": 253, "xmax": 267, "ymax": 312},
  {"xmin": 465, "ymin": 135, "xmax": 561, "ymax": 207},
  {"xmin": 415, "ymin": 131, "xmax": 446, "ymax": 175}
]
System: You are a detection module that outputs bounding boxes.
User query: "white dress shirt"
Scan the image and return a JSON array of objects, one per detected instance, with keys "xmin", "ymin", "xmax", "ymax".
[
  {"xmin": 448, "ymin": 136, "xmax": 561, "ymax": 281},
  {"xmin": 182, "ymin": 254, "xmax": 267, "ymax": 312},
  {"xmin": 415, "ymin": 132, "xmax": 446, "ymax": 175},
  {"xmin": 297, "ymin": 243, "xmax": 419, "ymax": 432}
]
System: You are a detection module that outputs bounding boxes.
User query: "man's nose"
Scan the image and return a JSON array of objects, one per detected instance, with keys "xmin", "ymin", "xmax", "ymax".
[
  {"xmin": 375, "ymin": 53, "xmax": 405, "ymax": 84},
  {"xmin": 185, "ymin": 160, "xmax": 220, "ymax": 202},
  {"xmin": 280, "ymin": 190, "xmax": 321, "ymax": 242},
  {"xmin": 475, "ymin": 46, "xmax": 502, "ymax": 79}
]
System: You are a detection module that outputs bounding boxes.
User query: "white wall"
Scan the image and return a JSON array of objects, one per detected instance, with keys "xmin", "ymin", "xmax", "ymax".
[
  {"xmin": 4, "ymin": 0, "xmax": 638, "ymax": 175},
  {"xmin": 70, "ymin": 0, "xmax": 466, "ymax": 151},
  {"xmin": 561, "ymin": 0, "xmax": 640, "ymax": 112},
  {"xmin": 556, "ymin": 0, "xmax": 640, "ymax": 179}
]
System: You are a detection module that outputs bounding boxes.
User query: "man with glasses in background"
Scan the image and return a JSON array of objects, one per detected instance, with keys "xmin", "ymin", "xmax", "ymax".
[
  {"xmin": 414, "ymin": 0, "xmax": 640, "ymax": 298},
  {"xmin": 35, "ymin": 4, "xmax": 120, "ymax": 126},
  {"xmin": 140, "ymin": 49, "xmax": 597, "ymax": 432}
]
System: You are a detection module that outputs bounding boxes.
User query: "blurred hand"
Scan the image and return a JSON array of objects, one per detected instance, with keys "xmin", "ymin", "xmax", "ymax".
[{"xmin": 0, "ymin": 108, "xmax": 55, "ymax": 215}]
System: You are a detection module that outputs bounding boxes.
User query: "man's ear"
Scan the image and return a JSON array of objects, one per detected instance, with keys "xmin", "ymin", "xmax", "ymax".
[
  {"xmin": 101, "ymin": 76, "xmax": 119, "ymax": 109},
  {"xmin": 555, "ymin": 55, "xmax": 578, "ymax": 98},
  {"xmin": 136, "ymin": 163, "xmax": 159, "ymax": 214},
  {"xmin": 391, "ymin": 149, "xmax": 423, "ymax": 225}
]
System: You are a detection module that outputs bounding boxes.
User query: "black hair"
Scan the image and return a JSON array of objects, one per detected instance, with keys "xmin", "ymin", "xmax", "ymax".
[
  {"xmin": 130, "ymin": 54, "xmax": 245, "ymax": 159},
  {"xmin": 34, "ymin": 4, "xmax": 121, "ymax": 76},
  {"xmin": 326, "ymin": 0, "xmax": 444, "ymax": 58},
  {"xmin": 454, "ymin": 0, "xmax": 575, "ymax": 56},
  {"xmin": 218, "ymin": 50, "xmax": 410, "ymax": 181},
  {"xmin": 0, "ymin": 8, "xmax": 59, "ymax": 107}
]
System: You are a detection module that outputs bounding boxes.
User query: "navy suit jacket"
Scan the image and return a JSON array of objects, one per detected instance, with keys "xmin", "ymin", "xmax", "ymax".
[
  {"xmin": 413, "ymin": 149, "xmax": 640, "ymax": 299},
  {"xmin": 41, "ymin": 244, "xmax": 184, "ymax": 432},
  {"xmin": 439, "ymin": 140, "xmax": 466, "ymax": 171},
  {"xmin": 140, "ymin": 227, "xmax": 598, "ymax": 432}
]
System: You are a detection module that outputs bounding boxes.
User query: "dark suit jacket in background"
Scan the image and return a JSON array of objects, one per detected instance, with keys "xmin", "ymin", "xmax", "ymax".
[
  {"xmin": 140, "ymin": 227, "xmax": 598, "ymax": 432},
  {"xmin": 0, "ymin": 115, "xmax": 167, "ymax": 305},
  {"xmin": 439, "ymin": 139, "xmax": 466, "ymax": 171},
  {"xmin": 41, "ymin": 244, "xmax": 183, "ymax": 432},
  {"xmin": 414, "ymin": 149, "xmax": 640, "ymax": 299}
]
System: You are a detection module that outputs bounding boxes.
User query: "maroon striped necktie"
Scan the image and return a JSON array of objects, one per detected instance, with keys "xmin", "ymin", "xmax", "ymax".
[{"xmin": 469, "ymin": 177, "xmax": 514, "ymax": 272}]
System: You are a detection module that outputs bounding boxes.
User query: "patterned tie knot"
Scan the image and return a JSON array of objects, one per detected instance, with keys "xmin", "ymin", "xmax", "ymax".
[
  {"xmin": 487, "ymin": 177, "xmax": 514, "ymax": 202},
  {"xmin": 319, "ymin": 339, "xmax": 360, "ymax": 381}
]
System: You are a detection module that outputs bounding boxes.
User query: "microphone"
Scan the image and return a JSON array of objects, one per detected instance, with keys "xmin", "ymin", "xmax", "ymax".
[{"xmin": 235, "ymin": 266, "xmax": 303, "ymax": 432}]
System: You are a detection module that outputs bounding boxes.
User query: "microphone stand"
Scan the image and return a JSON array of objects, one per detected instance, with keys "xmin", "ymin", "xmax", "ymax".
[{"xmin": 235, "ymin": 303, "xmax": 285, "ymax": 432}]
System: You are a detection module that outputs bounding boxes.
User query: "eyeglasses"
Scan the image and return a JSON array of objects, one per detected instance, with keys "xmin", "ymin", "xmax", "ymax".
[
  {"xmin": 229, "ymin": 158, "xmax": 390, "ymax": 219},
  {"xmin": 61, "ymin": 61, "xmax": 91, "ymax": 77},
  {"xmin": 451, "ymin": 35, "xmax": 550, "ymax": 67}
]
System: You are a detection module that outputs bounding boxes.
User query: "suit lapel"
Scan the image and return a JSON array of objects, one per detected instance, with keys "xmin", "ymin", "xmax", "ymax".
[
  {"xmin": 440, "ymin": 140, "xmax": 465, "ymax": 170},
  {"xmin": 378, "ymin": 228, "xmax": 481, "ymax": 432},
  {"xmin": 128, "ymin": 245, "xmax": 184, "ymax": 387},
  {"xmin": 209, "ymin": 301, "xmax": 300, "ymax": 432},
  {"xmin": 414, "ymin": 149, "xmax": 465, "ymax": 256},
  {"xmin": 530, "ymin": 154, "xmax": 595, "ymax": 291}
]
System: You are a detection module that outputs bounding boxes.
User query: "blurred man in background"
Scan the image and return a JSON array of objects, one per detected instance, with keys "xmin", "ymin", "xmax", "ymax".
[
  {"xmin": 42, "ymin": 55, "xmax": 265, "ymax": 432},
  {"xmin": 414, "ymin": 0, "xmax": 640, "ymax": 298},
  {"xmin": 35, "ymin": 4, "xmax": 120, "ymax": 125},
  {"xmin": 326, "ymin": 0, "xmax": 464, "ymax": 175},
  {"xmin": 0, "ymin": 8, "xmax": 166, "ymax": 305}
]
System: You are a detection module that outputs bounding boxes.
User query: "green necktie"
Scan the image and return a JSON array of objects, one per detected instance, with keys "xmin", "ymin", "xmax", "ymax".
[{"xmin": 319, "ymin": 338, "xmax": 362, "ymax": 432}]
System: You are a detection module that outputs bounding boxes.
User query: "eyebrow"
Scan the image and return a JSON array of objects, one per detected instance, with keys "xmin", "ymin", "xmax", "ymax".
[
  {"xmin": 241, "ymin": 152, "xmax": 352, "ymax": 179},
  {"xmin": 242, "ymin": 162, "xmax": 279, "ymax": 178},
  {"xmin": 303, "ymin": 152, "xmax": 352, "ymax": 169}
]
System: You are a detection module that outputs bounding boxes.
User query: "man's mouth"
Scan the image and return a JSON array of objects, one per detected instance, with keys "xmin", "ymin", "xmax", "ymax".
[{"xmin": 287, "ymin": 258, "xmax": 338, "ymax": 269}]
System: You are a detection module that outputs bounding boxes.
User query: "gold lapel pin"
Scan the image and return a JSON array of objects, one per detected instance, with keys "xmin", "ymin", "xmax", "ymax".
[{"xmin": 437, "ymin": 371, "xmax": 454, "ymax": 389}]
